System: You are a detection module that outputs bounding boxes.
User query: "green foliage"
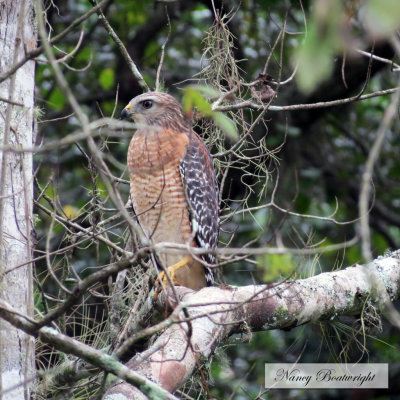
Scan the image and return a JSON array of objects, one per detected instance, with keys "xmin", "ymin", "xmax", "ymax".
[
  {"xmin": 74, "ymin": 45, "xmax": 92, "ymax": 66},
  {"xmin": 212, "ymin": 112, "xmax": 238, "ymax": 140},
  {"xmin": 99, "ymin": 68, "xmax": 115, "ymax": 90},
  {"xmin": 257, "ymin": 253, "xmax": 295, "ymax": 281},
  {"xmin": 294, "ymin": 0, "xmax": 344, "ymax": 93},
  {"xmin": 182, "ymin": 85, "xmax": 238, "ymax": 139},
  {"xmin": 364, "ymin": 0, "xmax": 400, "ymax": 37},
  {"xmin": 182, "ymin": 86, "xmax": 214, "ymax": 116},
  {"xmin": 295, "ymin": 0, "xmax": 400, "ymax": 93},
  {"xmin": 48, "ymin": 87, "xmax": 66, "ymax": 110}
]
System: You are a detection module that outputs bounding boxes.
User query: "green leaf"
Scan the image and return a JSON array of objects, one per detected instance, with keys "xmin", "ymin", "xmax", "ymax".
[
  {"xmin": 182, "ymin": 86, "xmax": 238, "ymax": 140},
  {"xmin": 189, "ymin": 84, "xmax": 220, "ymax": 99},
  {"xmin": 257, "ymin": 253, "xmax": 295, "ymax": 282},
  {"xmin": 295, "ymin": 192, "xmax": 312, "ymax": 214},
  {"xmin": 364, "ymin": 0, "xmax": 400, "ymax": 38},
  {"xmin": 293, "ymin": 0, "xmax": 343, "ymax": 94},
  {"xmin": 213, "ymin": 112, "xmax": 238, "ymax": 140},
  {"xmin": 99, "ymin": 68, "xmax": 115, "ymax": 90},
  {"xmin": 182, "ymin": 87, "xmax": 213, "ymax": 116},
  {"xmin": 75, "ymin": 46, "xmax": 92, "ymax": 64},
  {"xmin": 48, "ymin": 87, "xmax": 66, "ymax": 111}
]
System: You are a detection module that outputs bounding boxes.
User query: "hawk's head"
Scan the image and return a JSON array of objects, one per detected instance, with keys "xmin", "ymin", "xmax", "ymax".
[{"xmin": 121, "ymin": 92, "xmax": 189, "ymax": 131}]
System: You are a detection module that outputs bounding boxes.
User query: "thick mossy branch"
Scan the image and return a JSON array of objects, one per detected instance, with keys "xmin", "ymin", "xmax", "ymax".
[
  {"xmin": 2, "ymin": 252, "xmax": 400, "ymax": 399},
  {"xmin": 104, "ymin": 251, "xmax": 400, "ymax": 399}
]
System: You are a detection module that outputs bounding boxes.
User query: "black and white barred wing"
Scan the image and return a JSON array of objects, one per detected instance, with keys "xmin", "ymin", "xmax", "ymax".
[{"xmin": 179, "ymin": 130, "xmax": 219, "ymax": 285}]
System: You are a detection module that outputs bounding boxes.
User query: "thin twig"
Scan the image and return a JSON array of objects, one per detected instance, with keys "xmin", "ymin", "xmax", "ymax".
[
  {"xmin": 0, "ymin": 97, "xmax": 25, "ymax": 107},
  {"xmin": 213, "ymin": 87, "xmax": 400, "ymax": 112},
  {"xmin": 155, "ymin": 7, "xmax": 171, "ymax": 91},
  {"xmin": 359, "ymin": 80, "xmax": 400, "ymax": 262},
  {"xmin": 89, "ymin": 0, "xmax": 149, "ymax": 92},
  {"xmin": 354, "ymin": 48, "xmax": 400, "ymax": 70},
  {"xmin": 0, "ymin": 0, "xmax": 111, "ymax": 84}
]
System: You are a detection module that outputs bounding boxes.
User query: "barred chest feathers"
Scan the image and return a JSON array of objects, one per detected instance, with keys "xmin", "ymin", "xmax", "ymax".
[{"xmin": 127, "ymin": 128, "xmax": 197, "ymax": 268}]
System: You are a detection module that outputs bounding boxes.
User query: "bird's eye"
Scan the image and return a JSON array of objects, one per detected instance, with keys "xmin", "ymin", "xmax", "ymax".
[{"xmin": 141, "ymin": 100, "xmax": 153, "ymax": 109}]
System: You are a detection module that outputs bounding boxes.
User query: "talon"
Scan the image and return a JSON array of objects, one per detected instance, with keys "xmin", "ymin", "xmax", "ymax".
[{"xmin": 152, "ymin": 255, "xmax": 192, "ymax": 299}]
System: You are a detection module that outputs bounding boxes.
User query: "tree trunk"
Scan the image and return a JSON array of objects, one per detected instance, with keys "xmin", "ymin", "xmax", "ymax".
[{"xmin": 0, "ymin": 1, "xmax": 36, "ymax": 399}]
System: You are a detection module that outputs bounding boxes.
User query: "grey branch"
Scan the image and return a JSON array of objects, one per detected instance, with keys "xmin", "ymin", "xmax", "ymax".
[
  {"xmin": 213, "ymin": 87, "xmax": 400, "ymax": 112},
  {"xmin": 104, "ymin": 251, "xmax": 400, "ymax": 399},
  {"xmin": 0, "ymin": 301, "xmax": 177, "ymax": 400},
  {"xmin": 1, "ymin": 252, "xmax": 399, "ymax": 399}
]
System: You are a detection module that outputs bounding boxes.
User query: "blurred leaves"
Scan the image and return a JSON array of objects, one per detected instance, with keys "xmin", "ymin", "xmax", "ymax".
[
  {"xmin": 62, "ymin": 205, "xmax": 81, "ymax": 219},
  {"xmin": 99, "ymin": 68, "xmax": 115, "ymax": 90},
  {"xmin": 182, "ymin": 86, "xmax": 214, "ymax": 116},
  {"xmin": 182, "ymin": 85, "xmax": 238, "ymax": 139},
  {"xmin": 257, "ymin": 253, "xmax": 295, "ymax": 281},
  {"xmin": 363, "ymin": 0, "xmax": 400, "ymax": 38},
  {"xmin": 48, "ymin": 87, "xmax": 67, "ymax": 111},
  {"xmin": 212, "ymin": 112, "xmax": 238, "ymax": 141},
  {"xmin": 294, "ymin": 0, "xmax": 345, "ymax": 94},
  {"xmin": 295, "ymin": 0, "xmax": 400, "ymax": 93}
]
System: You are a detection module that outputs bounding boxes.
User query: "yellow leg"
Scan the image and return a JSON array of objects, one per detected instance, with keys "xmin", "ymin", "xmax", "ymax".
[{"xmin": 153, "ymin": 255, "xmax": 192, "ymax": 298}]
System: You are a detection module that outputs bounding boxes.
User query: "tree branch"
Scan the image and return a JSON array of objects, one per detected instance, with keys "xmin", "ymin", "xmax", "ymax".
[
  {"xmin": 0, "ymin": 0, "xmax": 111, "ymax": 84},
  {"xmin": 359, "ymin": 79, "xmax": 400, "ymax": 261},
  {"xmin": 213, "ymin": 87, "xmax": 400, "ymax": 112},
  {"xmin": 105, "ymin": 250, "xmax": 400, "ymax": 398},
  {"xmin": 0, "ymin": 300, "xmax": 178, "ymax": 400},
  {"xmin": 89, "ymin": 0, "xmax": 149, "ymax": 92},
  {"xmin": 1, "ymin": 251, "xmax": 399, "ymax": 398}
]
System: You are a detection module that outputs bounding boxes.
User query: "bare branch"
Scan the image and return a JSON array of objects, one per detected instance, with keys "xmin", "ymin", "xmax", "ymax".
[
  {"xmin": 35, "ymin": 0, "xmax": 143, "ymax": 250},
  {"xmin": 155, "ymin": 7, "xmax": 171, "ymax": 92},
  {"xmin": 0, "ymin": 0, "xmax": 111, "ymax": 84},
  {"xmin": 213, "ymin": 87, "xmax": 400, "ymax": 112},
  {"xmin": 0, "ymin": 299, "xmax": 178, "ymax": 400},
  {"xmin": 359, "ymin": 80, "xmax": 400, "ymax": 262},
  {"xmin": 354, "ymin": 48, "xmax": 400, "ymax": 70}
]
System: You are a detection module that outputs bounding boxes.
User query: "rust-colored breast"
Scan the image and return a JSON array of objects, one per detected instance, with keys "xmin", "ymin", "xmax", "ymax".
[{"xmin": 128, "ymin": 128, "xmax": 194, "ymax": 268}]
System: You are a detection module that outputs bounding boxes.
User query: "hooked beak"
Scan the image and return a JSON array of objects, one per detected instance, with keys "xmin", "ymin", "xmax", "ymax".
[{"xmin": 120, "ymin": 103, "xmax": 132, "ymax": 119}]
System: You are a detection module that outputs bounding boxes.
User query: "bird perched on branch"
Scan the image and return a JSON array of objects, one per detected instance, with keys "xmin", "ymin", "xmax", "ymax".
[{"xmin": 121, "ymin": 92, "xmax": 219, "ymax": 293}]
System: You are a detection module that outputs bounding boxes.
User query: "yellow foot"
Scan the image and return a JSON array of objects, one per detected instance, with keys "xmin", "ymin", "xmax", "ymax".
[{"xmin": 153, "ymin": 255, "xmax": 192, "ymax": 299}]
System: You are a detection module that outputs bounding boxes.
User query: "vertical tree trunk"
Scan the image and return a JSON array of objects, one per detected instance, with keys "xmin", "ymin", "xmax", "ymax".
[{"xmin": 0, "ymin": 1, "xmax": 36, "ymax": 399}]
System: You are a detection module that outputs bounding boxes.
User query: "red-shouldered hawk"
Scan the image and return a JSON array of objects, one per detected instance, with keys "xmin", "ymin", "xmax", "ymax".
[{"xmin": 121, "ymin": 92, "xmax": 219, "ymax": 292}]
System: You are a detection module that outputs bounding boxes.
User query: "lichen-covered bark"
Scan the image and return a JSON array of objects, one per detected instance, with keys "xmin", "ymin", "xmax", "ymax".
[
  {"xmin": 104, "ymin": 251, "xmax": 400, "ymax": 399},
  {"xmin": 0, "ymin": 1, "xmax": 36, "ymax": 398}
]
